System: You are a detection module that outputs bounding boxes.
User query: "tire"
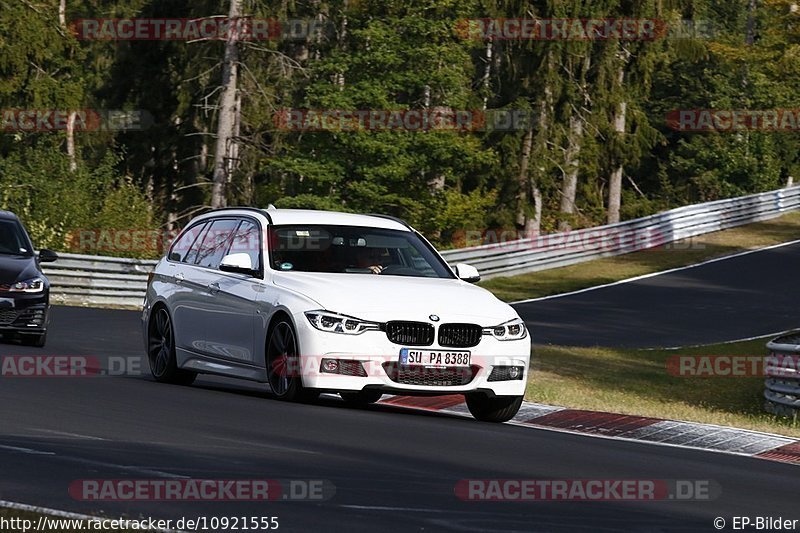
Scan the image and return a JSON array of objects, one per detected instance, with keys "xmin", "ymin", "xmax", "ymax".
[
  {"xmin": 21, "ymin": 331, "xmax": 47, "ymax": 347},
  {"xmin": 465, "ymin": 394, "xmax": 523, "ymax": 423},
  {"xmin": 340, "ymin": 390, "xmax": 383, "ymax": 406},
  {"xmin": 147, "ymin": 307, "xmax": 196, "ymax": 385},
  {"xmin": 266, "ymin": 319, "xmax": 318, "ymax": 403}
]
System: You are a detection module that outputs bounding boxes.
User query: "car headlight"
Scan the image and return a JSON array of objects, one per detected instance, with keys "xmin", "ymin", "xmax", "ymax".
[
  {"xmin": 483, "ymin": 318, "xmax": 527, "ymax": 341},
  {"xmin": 1, "ymin": 277, "xmax": 45, "ymax": 293},
  {"xmin": 304, "ymin": 310, "xmax": 380, "ymax": 335}
]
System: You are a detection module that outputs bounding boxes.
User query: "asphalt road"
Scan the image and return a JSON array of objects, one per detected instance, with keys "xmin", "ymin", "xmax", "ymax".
[
  {"xmin": 514, "ymin": 242, "xmax": 800, "ymax": 348},
  {"xmin": 0, "ymin": 307, "xmax": 798, "ymax": 532}
]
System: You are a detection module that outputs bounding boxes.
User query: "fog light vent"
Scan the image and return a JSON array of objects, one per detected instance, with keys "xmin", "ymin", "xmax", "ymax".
[
  {"xmin": 488, "ymin": 366, "xmax": 525, "ymax": 382},
  {"xmin": 320, "ymin": 358, "xmax": 367, "ymax": 377}
]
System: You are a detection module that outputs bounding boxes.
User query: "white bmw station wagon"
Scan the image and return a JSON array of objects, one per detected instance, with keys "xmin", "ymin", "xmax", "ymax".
[{"xmin": 142, "ymin": 208, "xmax": 531, "ymax": 422}]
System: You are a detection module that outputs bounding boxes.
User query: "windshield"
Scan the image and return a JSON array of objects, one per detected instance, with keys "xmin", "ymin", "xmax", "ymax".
[
  {"xmin": 268, "ymin": 225, "xmax": 454, "ymax": 279},
  {"xmin": 0, "ymin": 219, "xmax": 32, "ymax": 256}
]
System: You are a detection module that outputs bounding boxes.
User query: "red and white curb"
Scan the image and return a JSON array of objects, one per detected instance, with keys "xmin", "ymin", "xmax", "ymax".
[{"xmin": 378, "ymin": 395, "xmax": 800, "ymax": 465}]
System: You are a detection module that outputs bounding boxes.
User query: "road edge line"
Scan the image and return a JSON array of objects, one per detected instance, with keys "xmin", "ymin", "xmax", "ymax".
[{"xmin": 510, "ymin": 238, "xmax": 800, "ymax": 305}]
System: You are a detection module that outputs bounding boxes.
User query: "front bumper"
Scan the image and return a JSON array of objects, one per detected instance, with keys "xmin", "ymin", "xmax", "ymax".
[
  {"xmin": 293, "ymin": 311, "xmax": 530, "ymax": 396},
  {"xmin": 0, "ymin": 292, "xmax": 50, "ymax": 334}
]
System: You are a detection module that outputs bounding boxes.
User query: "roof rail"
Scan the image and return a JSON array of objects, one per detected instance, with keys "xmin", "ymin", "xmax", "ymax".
[
  {"xmin": 207, "ymin": 206, "xmax": 272, "ymax": 224},
  {"xmin": 366, "ymin": 213, "xmax": 413, "ymax": 230}
]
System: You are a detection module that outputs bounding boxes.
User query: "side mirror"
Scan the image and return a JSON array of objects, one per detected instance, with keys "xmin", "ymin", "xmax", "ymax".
[
  {"xmin": 454, "ymin": 263, "xmax": 481, "ymax": 283},
  {"xmin": 38, "ymin": 249, "xmax": 58, "ymax": 263},
  {"xmin": 219, "ymin": 253, "xmax": 257, "ymax": 276}
]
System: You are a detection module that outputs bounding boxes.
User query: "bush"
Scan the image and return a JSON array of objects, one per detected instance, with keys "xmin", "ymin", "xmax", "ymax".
[{"xmin": 0, "ymin": 140, "xmax": 158, "ymax": 257}]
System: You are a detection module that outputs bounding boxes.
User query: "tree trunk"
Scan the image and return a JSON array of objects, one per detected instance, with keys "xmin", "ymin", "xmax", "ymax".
[
  {"xmin": 66, "ymin": 111, "xmax": 77, "ymax": 172},
  {"xmin": 516, "ymin": 124, "xmax": 540, "ymax": 236},
  {"xmin": 515, "ymin": 126, "xmax": 531, "ymax": 228},
  {"xmin": 607, "ymin": 164, "xmax": 623, "ymax": 224},
  {"xmin": 745, "ymin": 0, "xmax": 757, "ymax": 46},
  {"xmin": 232, "ymin": 92, "xmax": 244, "ymax": 200},
  {"xmin": 59, "ymin": 1, "xmax": 77, "ymax": 172},
  {"xmin": 481, "ymin": 38, "xmax": 493, "ymax": 110},
  {"xmin": 607, "ymin": 64, "xmax": 627, "ymax": 225},
  {"xmin": 528, "ymin": 187, "xmax": 542, "ymax": 238},
  {"xmin": 559, "ymin": 54, "xmax": 590, "ymax": 231},
  {"xmin": 210, "ymin": 0, "xmax": 242, "ymax": 209},
  {"xmin": 517, "ymin": 49, "xmax": 553, "ymax": 238},
  {"xmin": 559, "ymin": 113, "xmax": 582, "ymax": 230},
  {"xmin": 422, "ymin": 86, "xmax": 443, "ymax": 192},
  {"xmin": 313, "ymin": 0, "xmax": 326, "ymax": 61}
]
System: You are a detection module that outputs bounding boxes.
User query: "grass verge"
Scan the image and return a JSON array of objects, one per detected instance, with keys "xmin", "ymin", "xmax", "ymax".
[
  {"xmin": 525, "ymin": 338, "xmax": 800, "ymax": 437},
  {"xmin": 481, "ymin": 211, "xmax": 800, "ymax": 302}
]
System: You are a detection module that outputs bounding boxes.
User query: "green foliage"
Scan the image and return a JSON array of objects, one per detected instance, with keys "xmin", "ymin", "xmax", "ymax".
[
  {"xmin": 1, "ymin": 0, "xmax": 799, "ymax": 255},
  {"xmin": 434, "ymin": 188, "xmax": 498, "ymax": 247},
  {"xmin": 0, "ymin": 138, "xmax": 155, "ymax": 255}
]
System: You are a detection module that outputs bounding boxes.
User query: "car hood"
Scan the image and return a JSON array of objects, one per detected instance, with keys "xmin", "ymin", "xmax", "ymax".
[
  {"xmin": 272, "ymin": 272, "xmax": 518, "ymax": 325},
  {"xmin": 0, "ymin": 255, "xmax": 41, "ymax": 285}
]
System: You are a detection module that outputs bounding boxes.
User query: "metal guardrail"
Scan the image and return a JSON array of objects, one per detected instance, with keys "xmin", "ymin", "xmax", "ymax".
[
  {"xmin": 764, "ymin": 333, "xmax": 800, "ymax": 418},
  {"xmin": 439, "ymin": 185, "xmax": 800, "ymax": 278},
  {"xmin": 43, "ymin": 185, "xmax": 800, "ymax": 309},
  {"xmin": 44, "ymin": 253, "xmax": 157, "ymax": 309}
]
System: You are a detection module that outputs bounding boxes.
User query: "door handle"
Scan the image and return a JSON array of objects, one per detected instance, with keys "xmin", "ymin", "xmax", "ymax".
[
  {"xmin": 207, "ymin": 282, "xmax": 220, "ymax": 294},
  {"xmin": 175, "ymin": 272, "xmax": 185, "ymax": 283}
]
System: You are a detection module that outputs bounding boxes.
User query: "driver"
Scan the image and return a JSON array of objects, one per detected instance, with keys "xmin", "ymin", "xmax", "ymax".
[{"xmin": 354, "ymin": 246, "xmax": 386, "ymax": 274}]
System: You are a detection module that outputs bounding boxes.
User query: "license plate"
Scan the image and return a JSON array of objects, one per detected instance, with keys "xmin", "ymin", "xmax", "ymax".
[{"xmin": 399, "ymin": 348, "xmax": 471, "ymax": 368}]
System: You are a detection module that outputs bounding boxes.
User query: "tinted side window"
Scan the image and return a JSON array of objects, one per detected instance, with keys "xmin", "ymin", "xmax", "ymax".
[
  {"xmin": 168, "ymin": 222, "xmax": 207, "ymax": 263},
  {"xmin": 228, "ymin": 219, "xmax": 261, "ymax": 272},
  {"xmin": 194, "ymin": 219, "xmax": 240, "ymax": 269}
]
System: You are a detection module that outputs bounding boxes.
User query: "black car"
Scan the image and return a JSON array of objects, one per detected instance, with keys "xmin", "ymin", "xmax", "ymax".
[{"xmin": 0, "ymin": 211, "xmax": 58, "ymax": 347}]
